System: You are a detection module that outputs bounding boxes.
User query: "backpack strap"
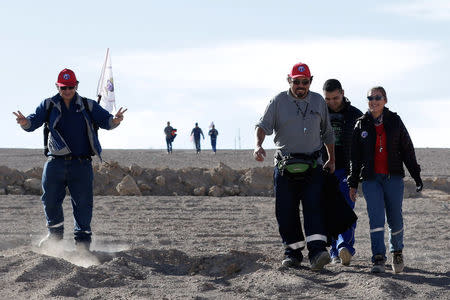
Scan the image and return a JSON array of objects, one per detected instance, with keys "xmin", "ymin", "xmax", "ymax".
[
  {"xmin": 43, "ymin": 99, "xmax": 54, "ymax": 156},
  {"xmin": 82, "ymin": 97, "xmax": 99, "ymax": 136}
]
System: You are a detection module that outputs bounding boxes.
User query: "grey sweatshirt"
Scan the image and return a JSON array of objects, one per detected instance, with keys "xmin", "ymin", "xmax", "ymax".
[{"xmin": 256, "ymin": 90, "xmax": 334, "ymax": 164}]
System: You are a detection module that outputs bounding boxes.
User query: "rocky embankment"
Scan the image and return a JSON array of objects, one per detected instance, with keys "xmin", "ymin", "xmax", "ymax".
[{"xmin": 0, "ymin": 162, "xmax": 448, "ymax": 197}]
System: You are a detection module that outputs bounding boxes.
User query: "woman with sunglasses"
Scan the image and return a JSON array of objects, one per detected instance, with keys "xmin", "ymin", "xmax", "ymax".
[{"xmin": 347, "ymin": 86, "xmax": 423, "ymax": 273}]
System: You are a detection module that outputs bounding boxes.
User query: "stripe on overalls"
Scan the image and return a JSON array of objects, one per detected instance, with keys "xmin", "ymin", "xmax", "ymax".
[
  {"xmin": 370, "ymin": 227, "xmax": 384, "ymax": 233},
  {"xmin": 287, "ymin": 241, "xmax": 306, "ymax": 250},
  {"xmin": 306, "ymin": 234, "xmax": 327, "ymax": 243},
  {"xmin": 391, "ymin": 228, "xmax": 403, "ymax": 236},
  {"xmin": 48, "ymin": 222, "xmax": 64, "ymax": 228}
]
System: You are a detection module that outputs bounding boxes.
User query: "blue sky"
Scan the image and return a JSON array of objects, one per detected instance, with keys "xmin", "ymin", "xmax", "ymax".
[{"xmin": 2, "ymin": 0, "xmax": 449, "ymax": 150}]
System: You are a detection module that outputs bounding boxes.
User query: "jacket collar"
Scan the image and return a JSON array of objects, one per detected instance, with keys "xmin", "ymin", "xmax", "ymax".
[{"xmin": 52, "ymin": 93, "xmax": 85, "ymax": 112}]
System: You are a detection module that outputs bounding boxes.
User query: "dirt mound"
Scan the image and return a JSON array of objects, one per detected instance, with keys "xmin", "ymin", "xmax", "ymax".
[{"xmin": 1, "ymin": 162, "xmax": 448, "ymax": 197}]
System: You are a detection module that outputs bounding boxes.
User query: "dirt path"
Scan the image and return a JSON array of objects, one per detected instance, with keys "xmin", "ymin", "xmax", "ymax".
[{"xmin": 0, "ymin": 189, "xmax": 448, "ymax": 299}]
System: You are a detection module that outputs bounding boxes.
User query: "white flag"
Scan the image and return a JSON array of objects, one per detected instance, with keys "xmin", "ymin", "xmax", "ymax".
[{"xmin": 96, "ymin": 48, "xmax": 116, "ymax": 113}]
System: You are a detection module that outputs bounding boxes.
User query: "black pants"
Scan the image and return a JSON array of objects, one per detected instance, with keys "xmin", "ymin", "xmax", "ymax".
[{"xmin": 274, "ymin": 166, "xmax": 327, "ymax": 259}]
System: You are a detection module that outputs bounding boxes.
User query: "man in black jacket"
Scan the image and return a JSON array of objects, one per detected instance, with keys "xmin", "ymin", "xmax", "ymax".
[{"xmin": 322, "ymin": 79, "xmax": 362, "ymax": 266}]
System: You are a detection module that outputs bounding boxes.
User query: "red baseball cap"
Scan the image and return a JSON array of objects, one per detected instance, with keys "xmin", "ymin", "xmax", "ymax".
[
  {"xmin": 288, "ymin": 62, "xmax": 311, "ymax": 78},
  {"xmin": 56, "ymin": 68, "xmax": 78, "ymax": 86}
]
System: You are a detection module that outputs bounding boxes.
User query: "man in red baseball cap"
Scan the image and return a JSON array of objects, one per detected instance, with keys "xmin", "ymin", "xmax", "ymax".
[
  {"xmin": 13, "ymin": 68, "xmax": 127, "ymax": 253},
  {"xmin": 287, "ymin": 62, "xmax": 313, "ymax": 99},
  {"xmin": 56, "ymin": 68, "xmax": 78, "ymax": 86},
  {"xmin": 254, "ymin": 62, "xmax": 336, "ymax": 271},
  {"xmin": 55, "ymin": 69, "xmax": 79, "ymax": 105}
]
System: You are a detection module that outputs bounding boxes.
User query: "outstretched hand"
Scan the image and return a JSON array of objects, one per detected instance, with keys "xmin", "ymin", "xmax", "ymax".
[
  {"xmin": 13, "ymin": 111, "xmax": 28, "ymax": 126},
  {"xmin": 113, "ymin": 107, "xmax": 127, "ymax": 125}
]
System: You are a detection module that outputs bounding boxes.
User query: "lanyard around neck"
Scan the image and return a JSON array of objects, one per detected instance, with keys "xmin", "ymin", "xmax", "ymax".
[{"xmin": 294, "ymin": 100, "xmax": 309, "ymax": 119}]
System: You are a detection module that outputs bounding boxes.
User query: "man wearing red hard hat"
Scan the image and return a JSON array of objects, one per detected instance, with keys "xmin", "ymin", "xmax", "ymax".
[
  {"xmin": 13, "ymin": 68, "xmax": 127, "ymax": 252},
  {"xmin": 254, "ymin": 62, "xmax": 335, "ymax": 271}
]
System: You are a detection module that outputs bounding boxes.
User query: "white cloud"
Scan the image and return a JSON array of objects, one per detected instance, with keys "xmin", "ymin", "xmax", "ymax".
[
  {"xmin": 112, "ymin": 39, "xmax": 441, "ymax": 92},
  {"xmin": 381, "ymin": 0, "xmax": 450, "ymax": 21}
]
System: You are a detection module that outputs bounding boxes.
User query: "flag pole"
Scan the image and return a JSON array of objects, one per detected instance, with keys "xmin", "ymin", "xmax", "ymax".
[{"xmin": 97, "ymin": 48, "xmax": 110, "ymax": 104}]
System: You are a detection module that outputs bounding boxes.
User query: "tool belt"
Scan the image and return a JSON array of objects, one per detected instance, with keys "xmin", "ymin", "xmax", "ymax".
[{"xmin": 276, "ymin": 151, "xmax": 320, "ymax": 182}]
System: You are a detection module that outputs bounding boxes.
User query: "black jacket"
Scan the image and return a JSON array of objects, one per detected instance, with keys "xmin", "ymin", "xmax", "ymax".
[
  {"xmin": 322, "ymin": 98, "xmax": 363, "ymax": 172},
  {"xmin": 323, "ymin": 172, "xmax": 358, "ymax": 243},
  {"xmin": 347, "ymin": 107, "xmax": 421, "ymax": 189}
]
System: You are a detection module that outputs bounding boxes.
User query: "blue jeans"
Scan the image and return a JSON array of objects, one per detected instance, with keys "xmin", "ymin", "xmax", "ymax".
[
  {"xmin": 194, "ymin": 139, "xmax": 201, "ymax": 153},
  {"xmin": 41, "ymin": 156, "xmax": 94, "ymax": 242},
  {"xmin": 362, "ymin": 174, "xmax": 404, "ymax": 262},
  {"xmin": 166, "ymin": 137, "xmax": 173, "ymax": 153},
  {"xmin": 274, "ymin": 166, "xmax": 327, "ymax": 259},
  {"xmin": 330, "ymin": 168, "xmax": 356, "ymax": 258},
  {"xmin": 211, "ymin": 138, "xmax": 217, "ymax": 152}
]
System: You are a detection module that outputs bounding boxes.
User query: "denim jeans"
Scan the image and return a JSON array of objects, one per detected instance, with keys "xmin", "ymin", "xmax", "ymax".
[
  {"xmin": 166, "ymin": 137, "xmax": 173, "ymax": 153},
  {"xmin": 41, "ymin": 156, "xmax": 94, "ymax": 242},
  {"xmin": 274, "ymin": 166, "xmax": 327, "ymax": 259},
  {"xmin": 362, "ymin": 174, "xmax": 404, "ymax": 261},
  {"xmin": 330, "ymin": 168, "xmax": 356, "ymax": 258},
  {"xmin": 194, "ymin": 139, "xmax": 201, "ymax": 153},
  {"xmin": 211, "ymin": 138, "xmax": 217, "ymax": 152}
]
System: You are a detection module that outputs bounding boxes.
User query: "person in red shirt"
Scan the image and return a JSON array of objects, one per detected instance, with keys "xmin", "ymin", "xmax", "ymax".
[{"xmin": 348, "ymin": 86, "xmax": 423, "ymax": 274}]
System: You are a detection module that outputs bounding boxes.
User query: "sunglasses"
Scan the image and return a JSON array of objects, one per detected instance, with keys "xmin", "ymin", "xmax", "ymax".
[
  {"xmin": 60, "ymin": 86, "xmax": 75, "ymax": 90},
  {"xmin": 367, "ymin": 95, "xmax": 384, "ymax": 101},
  {"xmin": 292, "ymin": 79, "xmax": 310, "ymax": 86}
]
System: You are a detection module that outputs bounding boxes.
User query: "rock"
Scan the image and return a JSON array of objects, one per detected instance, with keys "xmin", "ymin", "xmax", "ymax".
[
  {"xmin": 210, "ymin": 162, "xmax": 236, "ymax": 185},
  {"xmin": 210, "ymin": 170, "xmax": 224, "ymax": 185},
  {"xmin": 224, "ymin": 185, "xmax": 240, "ymax": 196},
  {"xmin": 180, "ymin": 168, "xmax": 212, "ymax": 189},
  {"xmin": 116, "ymin": 175, "xmax": 142, "ymax": 196},
  {"xmin": 225, "ymin": 263, "xmax": 241, "ymax": 276},
  {"xmin": 0, "ymin": 188, "xmax": 6, "ymax": 195},
  {"xmin": 93, "ymin": 172, "xmax": 110, "ymax": 195},
  {"xmin": 431, "ymin": 177, "xmax": 450, "ymax": 192},
  {"xmin": 6, "ymin": 185, "xmax": 25, "ymax": 195},
  {"xmin": 239, "ymin": 167, "xmax": 272, "ymax": 194},
  {"xmin": 193, "ymin": 186, "xmax": 206, "ymax": 196},
  {"xmin": 23, "ymin": 178, "xmax": 42, "ymax": 193},
  {"xmin": 155, "ymin": 175, "xmax": 166, "ymax": 186},
  {"xmin": 0, "ymin": 166, "xmax": 25, "ymax": 186},
  {"xmin": 24, "ymin": 167, "xmax": 43, "ymax": 179},
  {"xmin": 98, "ymin": 161, "xmax": 126, "ymax": 184},
  {"xmin": 129, "ymin": 164, "xmax": 144, "ymax": 176},
  {"xmin": 138, "ymin": 183, "xmax": 152, "ymax": 192},
  {"xmin": 208, "ymin": 185, "xmax": 224, "ymax": 197},
  {"xmin": 198, "ymin": 282, "xmax": 216, "ymax": 292}
]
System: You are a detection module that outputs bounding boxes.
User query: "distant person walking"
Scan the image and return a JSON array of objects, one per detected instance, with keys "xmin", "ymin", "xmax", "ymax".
[
  {"xmin": 13, "ymin": 68, "xmax": 126, "ymax": 251},
  {"xmin": 208, "ymin": 124, "xmax": 219, "ymax": 153},
  {"xmin": 164, "ymin": 121, "xmax": 176, "ymax": 154},
  {"xmin": 191, "ymin": 122, "xmax": 204, "ymax": 154},
  {"xmin": 348, "ymin": 86, "xmax": 423, "ymax": 274},
  {"xmin": 322, "ymin": 79, "xmax": 363, "ymax": 266}
]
